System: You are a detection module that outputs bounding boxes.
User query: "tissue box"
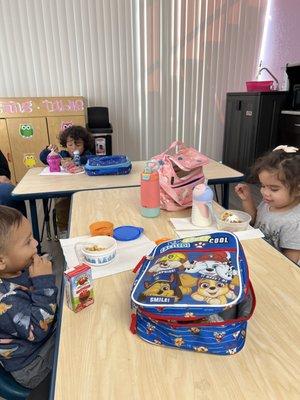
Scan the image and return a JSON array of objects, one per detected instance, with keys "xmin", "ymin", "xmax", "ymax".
[{"xmin": 64, "ymin": 264, "xmax": 94, "ymax": 312}]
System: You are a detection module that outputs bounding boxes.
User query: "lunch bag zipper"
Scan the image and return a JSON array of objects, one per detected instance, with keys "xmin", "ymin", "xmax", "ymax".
[
  {"xmin": 131, "ymin": 282, "xmax": 256, "ymax": 332},
  {"xmin": 170, "ymin": 175, "xmax": 203, "ymax": 188}
]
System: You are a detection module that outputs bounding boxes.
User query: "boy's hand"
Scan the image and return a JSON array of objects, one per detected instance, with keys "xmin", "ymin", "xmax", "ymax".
[
  {"xmin": 235, "ymin": 183, "xmax": 252, "ymax": 201},
  {"xmin": 29, "ymin": 255, "xmax": 53, "ymax": 277},
  {"xmin": 47, "ymin": 144, "xmax": 59, "ymax": 152},
  {"xmin": 0, "ymin": 175, "xmax": 11, "ymax": 184}
]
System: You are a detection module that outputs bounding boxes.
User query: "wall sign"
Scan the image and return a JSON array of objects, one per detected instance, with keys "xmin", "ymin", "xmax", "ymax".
[
  {"xmin": 0, "ymin": 97, "xmax": 85, "ymax": 118},
  {"xmin": 19, "ymin": 124, "xmax": 34, "ymax": 139},
  {"xmin": 23, "ymin": 153, "xmax": 37, "ymax": 168},
  {"xmin": 60, "ymin": 121, "xmax": 73, "ymax": 131}
]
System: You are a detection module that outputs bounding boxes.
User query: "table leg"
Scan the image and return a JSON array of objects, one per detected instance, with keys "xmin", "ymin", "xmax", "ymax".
[
  {"xmin": 52, "ymin": 208, "xmax": 58, "ymax": 241},
  {"xmin": 222, "ymin": 183, "xmax": 229, "ymax": 209},
  {"xmin": 29, "ymin": 199, "xmax": 41, "ymax": 252},
  {"xmin": 43, "ymin": 199, "xmax": 52, "ymax": 240}
]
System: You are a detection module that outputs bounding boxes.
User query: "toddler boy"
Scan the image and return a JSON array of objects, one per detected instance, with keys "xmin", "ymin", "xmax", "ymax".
[{"xmin": 0, "ymin": 205, "xmax": 58, "ymax": 389}]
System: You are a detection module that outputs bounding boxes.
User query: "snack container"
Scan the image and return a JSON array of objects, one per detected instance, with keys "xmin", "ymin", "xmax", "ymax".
[
  {"xmin": 216, "ymin": 210, "xmax": 251, "ymax": 232},
  {"xmin": 75, "ymin": 236, "xmax": 117, "ymax": 267},
  {"xmin": 64, "ymin": 263, "xmax": 94, "ymax": 312}
]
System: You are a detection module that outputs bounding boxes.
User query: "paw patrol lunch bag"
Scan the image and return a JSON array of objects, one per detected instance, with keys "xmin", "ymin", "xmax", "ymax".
[
  {"xmin": 84, "ymin": 155, "xmax": 132, "ymax": 176},
  {"xmin": 130, "ymin": 232, "xmax": 255, "ymax": 355}
]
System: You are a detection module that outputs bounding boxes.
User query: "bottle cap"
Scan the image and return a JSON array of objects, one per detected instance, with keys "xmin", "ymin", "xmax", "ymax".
[
  {"xmin": 144, "ymin": 159, "xmax": 160, "ymax": 173},
  {"xmin": 193, "ymin": 184, "xmax": 214, "ymax": 202},
  {"xmin": 73, "ymin": 150, "xmax": 80, "ymax": 155},
  {"xmin": 113, "ymin": 226, "xmax": 144, "ymax": 241}
]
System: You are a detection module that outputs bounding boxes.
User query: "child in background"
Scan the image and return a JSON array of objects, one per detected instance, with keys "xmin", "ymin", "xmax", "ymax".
[
  {"xmin": 0, "ymin": 206, "xmax": 58, "ymax": 389},
  {"xmin": 40, "ymin": 126, "xmax": 94, "ymax": 232},
  {"xmin": 0, "ymin": 150, "xmax": 27, "ymax": 216},
  {"xmin": 40, "ymin": 125, "xmax": 94, "ymax": 166},
  {"xmin": 235, "ymin": 145, "xmax": 300, "ymax": 265}
]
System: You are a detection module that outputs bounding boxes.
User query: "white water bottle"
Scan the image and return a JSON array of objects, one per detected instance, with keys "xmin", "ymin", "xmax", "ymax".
[
  {"xmin": 191, "ymin": 183, "xmax": 214, "ymax": 227},
  {"xmin": 73, "ymin": 150, "xmax": 81, "ymax": 166}
]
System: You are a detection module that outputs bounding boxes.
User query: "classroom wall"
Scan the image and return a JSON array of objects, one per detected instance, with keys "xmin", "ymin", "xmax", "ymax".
[
  {"xmin": 0, "ymin": 0, "xmax": 267, "ymax": 161},
  {"xmin": 259, "ymin": 0, "xmax": 300, "ymax": 89}
]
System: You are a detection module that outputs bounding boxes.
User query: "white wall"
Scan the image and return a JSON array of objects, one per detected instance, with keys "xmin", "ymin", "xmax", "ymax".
[
  {"xmin": 0, "ymin": 0, "xmax": 267, "ymax": 160},
  {"xmin": 259, "ymin": 0, "xmax": 300, "ymax": 89}
]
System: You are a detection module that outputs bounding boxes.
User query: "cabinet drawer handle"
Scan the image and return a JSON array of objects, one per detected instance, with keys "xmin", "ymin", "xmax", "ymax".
[{"xmin": 294, "ymin": 123, "xmax": 300, "ymax": 127}]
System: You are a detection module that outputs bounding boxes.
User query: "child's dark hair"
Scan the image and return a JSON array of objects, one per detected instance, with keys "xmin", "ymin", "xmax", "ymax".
[
  {"xmin": 0, "ymin": 206, "xmax": 23, "ymax": 253},
  {"xmin": 249, "ymin": 147, "xmax": 300, "ymax": 196},
  {"xmin": 59, "ymin": 126, "xmax": 93, "ymax": 151}
]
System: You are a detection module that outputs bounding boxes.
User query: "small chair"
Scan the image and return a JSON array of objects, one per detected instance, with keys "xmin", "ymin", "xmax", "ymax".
[
  {"xmin": 86, "ymin": 107, "xmax": 113, "ymax": 134},
  {"xmin": 0, "ymin": 365, "xmax": 31, "ymax": 399}
]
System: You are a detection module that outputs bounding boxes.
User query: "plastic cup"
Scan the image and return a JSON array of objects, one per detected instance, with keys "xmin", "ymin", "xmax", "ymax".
[{"xmin": 47, "ymin": 154, "xmax": 61, "ymax": 172}]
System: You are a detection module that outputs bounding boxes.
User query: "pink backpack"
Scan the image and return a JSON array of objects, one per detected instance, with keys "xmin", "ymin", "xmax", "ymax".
[{"xmin": 152, "ymin": 141, "xmax": 209, "ymax": 211}]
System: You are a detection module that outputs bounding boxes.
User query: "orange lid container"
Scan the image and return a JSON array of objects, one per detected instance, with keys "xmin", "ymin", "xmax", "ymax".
[{"xmin": 89, "ymin": 221, "xmax": 114, "ymax": 236}]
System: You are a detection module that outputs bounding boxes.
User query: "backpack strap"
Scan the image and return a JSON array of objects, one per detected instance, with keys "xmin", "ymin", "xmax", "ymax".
[{"xmin": 159, "ymin": 140, "xmax": 185, "ymax": 157}]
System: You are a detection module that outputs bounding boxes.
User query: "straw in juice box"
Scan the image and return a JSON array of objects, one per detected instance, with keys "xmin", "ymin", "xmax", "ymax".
[{"xmin": 64, "ymin": 263, "xmax": 94, "ymax": 312}]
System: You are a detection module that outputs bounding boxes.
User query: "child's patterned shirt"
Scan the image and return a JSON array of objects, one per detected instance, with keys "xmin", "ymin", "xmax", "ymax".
[{"xmin": 0, "ymin": 269, "xmax": 58, "ymax": 372}]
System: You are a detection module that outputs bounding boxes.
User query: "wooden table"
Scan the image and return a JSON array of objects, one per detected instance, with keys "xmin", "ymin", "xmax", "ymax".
[
  {"xmin": 12, "ymin": 159, "xmax": 243, "ymax": 245},
  {"xmin": 51, "ymin": 187, "xmax": 300, "ymax": 400}
]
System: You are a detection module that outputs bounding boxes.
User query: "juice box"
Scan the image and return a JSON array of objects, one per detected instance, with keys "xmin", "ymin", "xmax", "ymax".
[{"xmin": 64, "ymin": 263, "xmax": 94, "ymax": 312}]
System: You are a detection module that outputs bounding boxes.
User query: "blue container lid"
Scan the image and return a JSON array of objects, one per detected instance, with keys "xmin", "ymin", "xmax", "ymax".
[{"xmin": 113, "ymin": 226, "xmax": 144, "ymax": 241}]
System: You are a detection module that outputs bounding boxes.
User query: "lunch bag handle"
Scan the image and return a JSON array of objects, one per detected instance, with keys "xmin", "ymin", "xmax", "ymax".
[{"xmin": 159, "ymin": 140, "xmax": 185, "ymax": 157}]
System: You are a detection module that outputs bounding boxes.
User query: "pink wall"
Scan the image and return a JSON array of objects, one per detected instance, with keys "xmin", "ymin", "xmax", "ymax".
[{"xmin": 260, "ymin": 0, "xmax": 300, "ymax": 89}]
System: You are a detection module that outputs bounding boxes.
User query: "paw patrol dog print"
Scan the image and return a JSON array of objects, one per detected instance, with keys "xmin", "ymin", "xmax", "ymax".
[
  {"xmin": 191, "ymin": 278, "xmax": 237, "ymax": 305},
  {"xmin": 185, "ymin": 252, "xmax": 238, "ymax": 282},
  {"xmin": 148, "ymin": 252, "xmax": 189, "ymax": 274},
  {"xmin": 138, "ymin": 273, "xmax": 197, "ymax": 304}
]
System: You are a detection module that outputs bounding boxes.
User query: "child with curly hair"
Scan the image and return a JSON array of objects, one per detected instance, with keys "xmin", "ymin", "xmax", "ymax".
[
  {"xmin": 235, "ymin": 145, "xmax": 300, "ymax": 265},
  {"xmin": 39, "ymin": 126, "xmax": 95, "ymax": 232},
  {"xmin": 40, "ymin": 125, "xmax": 94, "ymax": 165}
]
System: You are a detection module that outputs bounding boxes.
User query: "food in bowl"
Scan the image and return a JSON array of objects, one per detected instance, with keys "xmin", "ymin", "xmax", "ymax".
[
  {"xmin": 216, "ymin": 210, "xmax": 251, "ymax": 232},
  {"xmin": 220, "ymin": 211, "xmax": 242, "ymax": 223},
  {"xmin": 75, "ymin": 236, "xmax": 117, "ymax": 267},
  {"xmin": 84, "ymin": 245, "xmax": 107, "ymax": 252}
]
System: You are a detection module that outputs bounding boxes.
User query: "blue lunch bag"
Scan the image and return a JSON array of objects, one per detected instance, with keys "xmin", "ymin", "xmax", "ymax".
[
  {"xmin": 84, "ymin": 155, "xmax": 132, "ymax": 176},
  {"xmin": 130, "ymin": 231, "xmax": 256, "ymax": 355}
]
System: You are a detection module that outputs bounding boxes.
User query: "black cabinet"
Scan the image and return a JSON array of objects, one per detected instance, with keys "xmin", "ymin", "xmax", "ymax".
[
  {"xmin": 279, "ymin": 111, "xmax": 300, "ymax": 147},
  {"xmin": 222, "ymin": 91, "xmax": 287, "ymax": 174}
]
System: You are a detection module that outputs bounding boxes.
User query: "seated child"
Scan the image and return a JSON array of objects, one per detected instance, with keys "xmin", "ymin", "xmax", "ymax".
[
  {"xmin": 40, "ymin": 125, "xmax": 94, "ymax": 231},
  {"xmin": 0, "ymin": 205, "xmax": 58, "ymax": 389},
  {"xmin": 0, "ymin": 150, "xmax": 26, "ymax": 216},
  {"xmin": 40, "ymin": 125, "xmax": 94, "ymax": 166},
  {"xmin": 235, "ymin": 145, "xmax": 300, "ymax": 265}
]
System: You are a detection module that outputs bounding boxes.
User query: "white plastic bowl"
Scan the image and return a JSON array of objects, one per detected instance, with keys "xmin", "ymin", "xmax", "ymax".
[
  {"xmin": 216, "ymin": 210, "xmax": 251, "ymax": 232},
  {"xmin": 76, "ymin": 236, "xmax": 117, "ymax": 266}
]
